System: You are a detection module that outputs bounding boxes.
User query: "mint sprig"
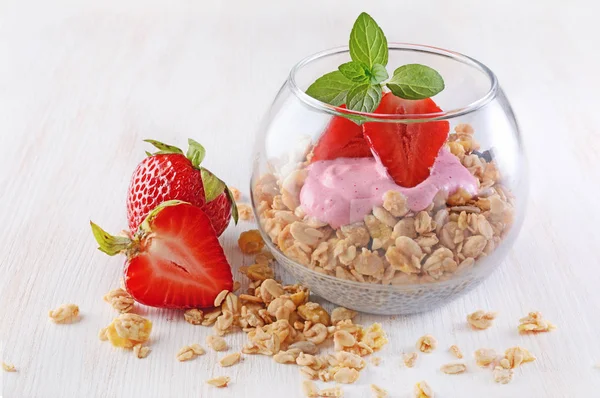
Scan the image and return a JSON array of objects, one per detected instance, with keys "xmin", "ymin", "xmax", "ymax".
[{"xmin": 305, "ymin": 12, "xmax": 445, "ymax": 113}]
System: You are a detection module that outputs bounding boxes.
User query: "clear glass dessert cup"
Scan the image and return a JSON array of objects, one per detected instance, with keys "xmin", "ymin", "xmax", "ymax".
[{"xmin": 250, "ymin": 43, "xmax": 526, "ymax": 315}]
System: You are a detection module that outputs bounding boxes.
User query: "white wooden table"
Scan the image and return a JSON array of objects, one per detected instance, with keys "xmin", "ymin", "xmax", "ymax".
[{"xmin": 1, "ymin": 1, "xmax": 599, "ymax": 397}]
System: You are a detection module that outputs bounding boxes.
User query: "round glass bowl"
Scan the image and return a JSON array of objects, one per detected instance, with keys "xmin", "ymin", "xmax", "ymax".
[{"xmin": 250, "ymin": 44, "xmax": 526, "ymax": 315}]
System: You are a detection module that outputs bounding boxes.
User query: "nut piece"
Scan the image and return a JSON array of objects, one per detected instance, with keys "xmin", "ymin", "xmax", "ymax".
[
  {"xmin": 302, "ymin": 380, "xmax": 320, "ymax": 397},
  {"xmin": 238, "ymin": 230, "xmax": 265, "ymax": 254},
  {"xmin": 449, "ymin": 345, "xmax": 463, "ymax": 359},
  {"xmin": 206, "ymin": 376, "xmax": 231, "ymax": 388},
  {"xmin": 133, "ymin": 344, "xmax": 151, "ymax": 359},
  {"xmin": 103, "ymin": 288, "xmax": 134, "ymax": 313},
  {"xmin": 518, "ymin": 311, "xmax": 556, "ymax": 333},
  {"xmin": 416, "ymin": 335, "xmax": 437, "ymax": 353},
  {"xmin": 333, "ymin": 367, "xmax": 359, "ymax": 384},
  {"xmin": 2, "ymin": 362, "xmax": 16, "ymax": 372},
  {"xmin": 206, "ymin": 335, "xmax": 228, "ymax": 352},
  {"xmin": 48, "ymin": 303, "xmax": 80, "ymax": 323},
  {"xmin": 219, "ymin": 352, "xmax": 241, "ymax": 367},
  {"xmin": 467, "ymin": 310, "xmax": 497, "ymax": 330},
  {"xmin": 493, "ymin": 366, "xmax": 514, "ymax": 384},
  {"xmin": 504, "ymin": 346, "xmax": 536, "ymax": 368},
  {"xmin": 371, "ymin": 384, "xmax": 388, "ymax": 398},
  {"xmin": 414, "ymin": 381, "xmax": 434, "ymax": 398},
  {"xmin": 104, "ymin": 313, "xmax": 152, "ymax": 349},
  {"xmin": 176, "ymin": 344, "xmax": 205, "ymax": 362},
  {"xmin": 440, "ymin": 362, "xmax": 467, "ymax": 374},
  {"xmin": 184, "ymin": 309, "xmax": 204, "ymax": 325},
  {"xmin": 474, "ymin": 348, "xmax": 498, "ymax": 367},
  {"xmin": 403, "ymin": 352, "xmax": 418, "ymax": 368}
]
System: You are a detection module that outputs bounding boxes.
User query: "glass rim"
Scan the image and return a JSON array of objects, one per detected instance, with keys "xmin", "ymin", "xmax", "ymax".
[{"xmin": 288, "ymin": 43, "xmax": 499, "ymax": 123}]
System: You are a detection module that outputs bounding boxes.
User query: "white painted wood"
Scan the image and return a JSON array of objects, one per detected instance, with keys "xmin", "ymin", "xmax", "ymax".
[{"xmin": 1, "ymin": 1, "xmax": 599, "ymax": 397}]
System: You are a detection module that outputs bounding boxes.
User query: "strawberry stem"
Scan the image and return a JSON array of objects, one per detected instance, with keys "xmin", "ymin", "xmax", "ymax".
[{"xmin": 90, "ymin": 221, "xmax": 132, "ymax": 256}]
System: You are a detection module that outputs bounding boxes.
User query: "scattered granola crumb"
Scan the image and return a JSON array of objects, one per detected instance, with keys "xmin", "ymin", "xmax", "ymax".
[
  {"xmin": 238, "ymin": 230, "xmax": 265, "ymax": 254},
  {"xmin": 206, "ymin": 376, "xmax": 230, "ymax": 388},
  {"xmin": 493, "ymin": 366, "xmax": 513, "ymax": 384},
  {"xmin": 176, "ymin": 344, "xmax": 205, "ymax": 362},
  {"xmin": 518, "ymin": 311, "xmax": 556, "ymax": 333},
  {"xmin": 98, "ymin": 327, "xmax": 108, "ymax": 341},
  {"xmin": 238, "ymin": 204, "xmax": 254, "ymax": 221},
  {"xmin": 474, "ymin": 348, "xmax": 498, "ymax": 367},
  {"xmin": 48, "ymin": 303, "xmax": 80, "ymax": 323},
  {"xmin": 206, "ymin": 335, "xmax": 228, "ymax": 352},
  {"xmin": 2, "ymin": 362, "xmax": 16, "ymax": 372},
  {"xmin": 449, "ymin": 345, "xmax": 463, "ymax": 359},
  {"xmin": 371, "ymin": 384, "xmax": 388, "ymax": 398},
  {"xmin": 232, "ymin": 281, "xmax": 241, "ymax": 292},
  {"xmin": 331, "ymin": 307, "xmax": 358, "ymax": 325},
  {"xmin": 133, "ymin": 344, "xmax": 151, "ymax": 359},
  {"xmin": 503, "ymin": 346, "xmax": 536, "ymax": 368},
  {"xmin": 214, "ymin": 289, "xmax": 230, "ymax": 307},
  {"xmin": 103, "ymin": 313, "xmax": 152, "ymax": 348},
  {"xmin": 440, "ymin": 362, "xmax": 467, "ymax": 374},
  {"xmin": 467, "ymin": 310, "xmax": 497, "ymax": 330},
  {"xmin": 184, "ymin": 309, "xmax": 204, "ymax": 325},
  {"xmin": 414, "ymin": 380, "xmax": 434, "ymax": 398},
  {"xmin": 333, "ymin": 367, "xmax": 359, "ymax": 384},
  {"xmin": 370, "ymin": 356, "xmax": 382, "ymax": 366},
  {"xmin": 229, "ymin": 187, "xmax": 242, "ymax": 201},
  {"xmin": 103, "ymin": 288, "xmax": 134, "ymax": 313},
  {"xmin": 416, "ymin": 335, "xmax": 437, "ymax": 353},
  {"xmin": 403, "ymin": 352, "xmax": 418, "ymax": 367},
  {"xmin": 319, "ymin": 386, "xmax": 343, "ymax": 397},
  {"xmin": 302, "ymin": 380, "xmax": 319, "ymax": 397},
  {"xmin": 219, "ymin": 352, "xmax": 241, "ymax": 367}
]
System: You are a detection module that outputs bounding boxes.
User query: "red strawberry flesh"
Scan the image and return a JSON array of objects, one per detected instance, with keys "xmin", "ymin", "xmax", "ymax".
[
  {"xmin": 363, "ymin": 93, "xmax": 449, "ymax": 188},
  {"xmin": 125, "ymin": 203, "xmax": 233, "ymax": 308}
]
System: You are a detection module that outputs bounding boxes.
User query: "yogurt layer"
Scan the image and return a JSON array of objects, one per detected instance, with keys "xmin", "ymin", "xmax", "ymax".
[{"xmin": 299, "ymin": 149, "xmax": 478, "ymax": 228}]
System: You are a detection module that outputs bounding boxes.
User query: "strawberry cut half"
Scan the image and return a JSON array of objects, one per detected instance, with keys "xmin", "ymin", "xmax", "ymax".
[
  {"xmin": 311, "ymin": 106, "xmax": 373, "ymax": 161},
  {"xmin": 91, "ymin": 201, "xmax": 233, "ymax": 309},
  {"xmin": 363, "ymin": 93, "xmax": 450, "ymax": 188}
]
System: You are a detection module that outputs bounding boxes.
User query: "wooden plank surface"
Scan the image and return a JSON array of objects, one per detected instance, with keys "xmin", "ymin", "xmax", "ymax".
[{"xmin": 1, "ymin": 1, "xmax": 599, "ymax": 397}]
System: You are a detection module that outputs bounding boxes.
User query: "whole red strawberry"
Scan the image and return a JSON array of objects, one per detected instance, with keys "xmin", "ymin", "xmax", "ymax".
[
  {"xmin": 92, "ymin": 201, "xmax": 233, "ymax": 308},
  {"xmin": 126, "ymin": 139, "xmax": 238, "ymax": 236}
]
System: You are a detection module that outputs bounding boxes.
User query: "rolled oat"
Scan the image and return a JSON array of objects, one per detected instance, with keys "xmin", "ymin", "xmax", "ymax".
[
  {"xmin": 416, "ymin": 335, "xmax": 437, "ymax": 353},
  {"xmin": 467, "ymin": 310, "xmax": 497, "ymax": 330},
  {"xmin": 48, "ymin": 303, "xmax": 80, "ymax": 323},
  {"xmin": 206, "ymin": 376, "xmax": 230, "ymax": 388}
]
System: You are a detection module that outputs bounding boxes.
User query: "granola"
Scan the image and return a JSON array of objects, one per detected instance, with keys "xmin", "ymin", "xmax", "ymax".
[
  {"xmin": 238, "ymin": 204, "xmax": 254, "ymax": 221},
  {"xmin": 440, "ymin": 362, "xmax": 467, "ymax": 374},
  {"xmin": 206, "ymin": 376, "xmax": 230, "ymax": 388},
  {"xmin": 184, "ymin": 309, "xmax": 204, "ymax": 325},
  {"xmin": 2, "ymin": 362, "xmax": 16, "ymax": 372},
  {"xmin": 414, "ymin": 381, "xmax": 434, "ymax": 398},
  {"xmin": 177, "ymin": 344, "xmax": 205, "ymax": 361},
  {"xmin": 133, "ymin": 344, "xmax": 151, "ymax": 359},
  {"xmin": 474, "ymin": 348, "xmax": 498, "ymax": 367},
  {"xmin": 467, "ymin": 310, "xmax": 497, "ymax": 330},
  {"xmin": 102, "ymin": 313, "xmax": 152, "ymax": 349},
  {"xmin": 206, "ymin": 335, "xmax": 228, "ymax": 352},
  {"xmin": 518, "ymin": 311, "xmax": 556, "ymax": 333},
  {"xmin": 48, "ymin": 303, "xmax": 80, "ymax": 323},
  {"xmin": 371, "ymin": 384, "xmax": 388, "ymax": 398},
  {"xmin": 403, "ymin": 352, "xmax": 418, "ymax": 368},
  {"xmin": 449, "ymin": 345, "xmax": 463, "ymax": 359},
  {"xmin": 103, "ymin": 288, "xmax": 134, "ymax": 313},
  {"xmin": 493, "ymin": 366, "xmax": 513, "ymax": 384},
  {"xmin": 219, "ymin": 352, "xmax": 241, "ymax": 367},
  {"xmin": 416, "ymin": 335, "xmax": 437, "ymax": 353}
]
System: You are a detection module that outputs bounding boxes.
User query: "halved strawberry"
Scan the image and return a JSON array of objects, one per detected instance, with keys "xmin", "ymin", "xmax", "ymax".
[
  {"xmin": 363, "ymin": 93, "xmax": 449, "ymax": 187},
  {"xmin": 311, "ymin": 106, "xmax": 373, "ymax": 161},
  {"xmin": 91, "ymin": 201, "xmax": 233, "ymax": 309}
]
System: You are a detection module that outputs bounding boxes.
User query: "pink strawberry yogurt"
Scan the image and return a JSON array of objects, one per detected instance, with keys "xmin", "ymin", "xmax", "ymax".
[{"xmin": 299, "ymin": 149, "xmax": 478, "ymax": 228}]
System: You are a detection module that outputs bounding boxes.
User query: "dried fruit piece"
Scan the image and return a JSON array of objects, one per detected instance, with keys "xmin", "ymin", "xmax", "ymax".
[
  {"xmin": 466, "ymin": 310, "xmax": 497, "ymax": 330},
  {"xmin": 298, "ymin": 302, "xmax": 331, "ymax": 326},
  {"xmin": 219, "ymin": 352, "xmax": 241, "ymax": 367},
  {"xmin": 48, "ymin": 303, "xmax": 80, "ymax": 323},
  {"xmin": 206, "ymin": 376, "xmax": 230, "ymax": 388},
  {"xmin": 176, "ymin": 344, "xmax": 205, "ymax": 361},
  {"xmin": 414, "ymin": 380, "xmax": 434, "ymax": 398},
  {"xmin": 440, "ymin": 362, "xmax": 467, "ymax": 374},
  {"xmin": 518, "ymin": 311, "xmax": 556, "ymax": 333},
  {"xmin": 238, "ymin": 229, "xmax": 265, "ymax": 254},
  {"xmin": 416, "ymin": 334, "xmax": 437, "ymax": 353}
]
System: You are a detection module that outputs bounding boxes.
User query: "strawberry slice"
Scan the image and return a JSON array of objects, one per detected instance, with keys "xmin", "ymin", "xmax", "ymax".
[
  {"xmin": 363, "ymin": 93, "xmax": 449, "ymax": 187},
  {"xmin": 91, "ymin": 201, "xmax": 233, "ymax": 309},
  {"xmin": 311, "ymin": 106, "xmax": 373, "ymax": 161}
]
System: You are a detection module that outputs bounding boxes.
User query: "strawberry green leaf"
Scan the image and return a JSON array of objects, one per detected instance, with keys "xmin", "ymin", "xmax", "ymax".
[
  {"xmin": 338, "ymin": 61, "xmax": 370, "ymax": 83},
  {"xmin": 145, "ymin": 151, "xmax": 153, "ymax": 157},
  {"xmin": 143, "ymin": 139, "xmax": 184, "ymax": 156},
  {"xmin": 370, "ymin": 64, "xmax": 389, "ymax": 84},
  {"xmin": 186, "ymin": 139, "xmax": 206, "ymax": 168},
  {"xmin": 346, "ymin": 83, "xmax": 382, "ymax": 113},
  {"xmin": 225, "ymin": 187, "xmax": 239, "ymax": 224},
  {"xmin": 90, "ymin": 221, "xmax": 132, "ymax": 256},
  {"xmin": 349, "ymin": 12, "xmax": 388, "ymax": 68},
  {"xmin": 201, "ymin": 168, "xmax": 226, "ymax": 203},
  {"xmin": 305, "ymin": 71, "xmax": 355, "ymax": 106},
  {"xmin": 386, "ymin": 64, "xmax": 445, "ymax": 100}
]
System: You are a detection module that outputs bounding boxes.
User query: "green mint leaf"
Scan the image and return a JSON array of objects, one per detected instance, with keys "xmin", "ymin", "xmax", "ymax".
[
  {"xmin": 346, "ymin": 84, "xmax": 382, "ymax": 113},
  {"xmin": 386, "ymin": 64, "xmax": 445, "ymax": 100},
  {"xmin": 338, "ymin": 61, "xmax": 370, "ymax": 83},
  {"xmin": 349, "ymin": 12, "xmax": 388, "ymax": 68},
  {"xmin": 186, "ymin": 138, "xmax": 206, "ymax": 168},
  {"xmin": 305, "ymin": 71, "xmax": 355, "ymax": 106},
  {"xmin": 370, "ymin": 64, "xmax": 389, "ymax": 84},
  {"xmin": 200, "ymin": 168, "xmax": 226, "ymax": 202}
]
